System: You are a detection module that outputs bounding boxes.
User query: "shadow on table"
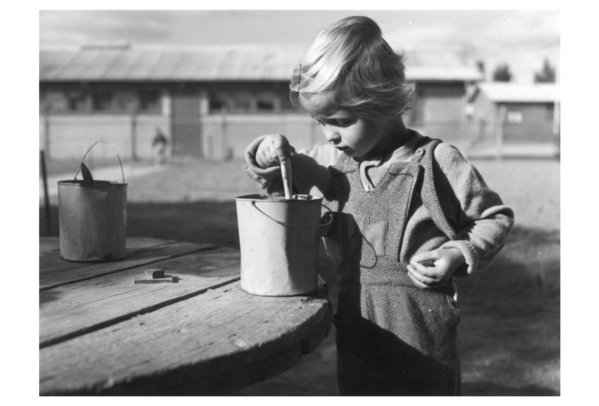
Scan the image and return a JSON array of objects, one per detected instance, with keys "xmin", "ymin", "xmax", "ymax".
[
  {"xmin": 39, "ymin": 200, "xmax": 241, "ymax": 248},
  {"xmin": 461, "ymin": 382, "xmax": 558, "ymax": 395}
]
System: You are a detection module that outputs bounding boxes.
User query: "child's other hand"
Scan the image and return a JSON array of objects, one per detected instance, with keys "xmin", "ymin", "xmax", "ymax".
[
  {"xmin": 407, "ymin": 247, "xmax": 465, "ymax": 289},
  {"xmin": 254, "ymin": 134, "xmax": 293, "ymax": 168}
]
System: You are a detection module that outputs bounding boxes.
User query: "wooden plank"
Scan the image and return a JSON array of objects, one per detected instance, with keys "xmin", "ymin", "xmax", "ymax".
[
  {"xmin": 40, "ymin": 247, "xmax": 241, "ymax": 348},
  {"xmin": 40, "ymin": 236, "xmax": 172, "ymax": 259},
  {"xmin": 40, "ymin": 238, "xmax": 214, "ymax": 290},
  {"xmin": 40, "ymin": 282, "xmax": 331, "ymax": 394},
  {"xmin": 39, "ymin": 237, "xmax": 191, "ymax": 275}
]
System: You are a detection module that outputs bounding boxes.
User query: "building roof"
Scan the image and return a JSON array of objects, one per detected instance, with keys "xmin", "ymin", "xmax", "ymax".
[
  {"xmin": 478, "ymin": 83, "xmax": 559, "ymax": 103},
  {"xmin": 39, "ymin": 45, "xmax": 482, "ymax": 83}
]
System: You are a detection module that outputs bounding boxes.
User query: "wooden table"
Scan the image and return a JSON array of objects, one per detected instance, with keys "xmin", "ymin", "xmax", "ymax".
[{"xmin": 39, "ymin": 237, "xmax": 331, "ymax": 395}]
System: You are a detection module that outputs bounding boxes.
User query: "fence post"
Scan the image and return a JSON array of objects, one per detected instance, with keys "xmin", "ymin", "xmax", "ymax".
[
  {"xmin": 496, "ymin": 105, "xmax": 506, "ymax": 160},
  {"xmin": 206, "ymin": 128, "xmax": 214, "ymax": 160},
  {"xmin": 131, "ymin": 113, "xmax": 138, "ymax": 161},
  {"xmin": 220, "ymin": 113, "xmax": 228, "ymax": 161},
  {"xmin": 43, "ymin": 113, "xmax": 51, "ymax": 159},
  {"xmin": 553, "ymin": 100, "xmax": 560, "ymax": 158},
  {"xmin": 40, "ymin": 150, "xmax": 51, "ymax": 235}
]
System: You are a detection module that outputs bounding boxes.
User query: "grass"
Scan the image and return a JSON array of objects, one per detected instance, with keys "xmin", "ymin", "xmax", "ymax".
[{"xmin": 39, "ymin": 155, "xmax": 560, "ymax": 395}]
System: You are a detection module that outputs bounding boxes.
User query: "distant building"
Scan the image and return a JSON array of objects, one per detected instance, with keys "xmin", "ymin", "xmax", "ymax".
[
  {"xmin": 39, "ymin": 44, "xmax": 482, "ymax": 160},
  {"xmin": 468, "ymin": 82, "xmax": 560, "ymax": 157}
]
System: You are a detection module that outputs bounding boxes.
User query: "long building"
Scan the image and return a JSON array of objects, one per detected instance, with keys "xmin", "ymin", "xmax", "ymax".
[
  {"xmin": 467, "ymin": 83, "xmax": 560, "ymax": 157},
  {"xmin": 39, "ymin": 44, "xmax": 483, "ymax": 160}
]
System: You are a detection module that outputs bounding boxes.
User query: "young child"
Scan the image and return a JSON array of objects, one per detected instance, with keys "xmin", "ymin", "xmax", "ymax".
[
  {"xmin": 152, "ymin": 126, "xmax": 168, "ymax": 165},
  {"xmin": 244, "ymin": 16, "xmax": 514, "ymax": 395}
]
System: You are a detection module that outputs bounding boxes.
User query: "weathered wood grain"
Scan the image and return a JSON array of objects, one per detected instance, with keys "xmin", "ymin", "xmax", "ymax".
[
  {"xmin": 40, "ymin": 236, "xmax": 169, "ymax": 257},
  {"xmin": 40, "ymin": 238, "xmax": 214, "ymax": 290},
  {"xmin": 40, "ymin": 247, "xmax": 241, "ymax": 348},
  {"xmin": 40, "ymin": 237, "xmax": 197, "ymax": 278},
  {"xmin": 40, "ymin": 282, "xmax": 331, "ymax": 394}
]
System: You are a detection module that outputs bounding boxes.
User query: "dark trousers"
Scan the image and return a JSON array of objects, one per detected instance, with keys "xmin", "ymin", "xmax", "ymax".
[{"xmin": 334, "ymin": 272, "xmax": 461, "ymax": 395}]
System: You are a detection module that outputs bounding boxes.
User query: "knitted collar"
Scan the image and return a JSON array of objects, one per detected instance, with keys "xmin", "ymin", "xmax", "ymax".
[{"xmin": 333, "ymin": 129, "xmax": 424, "ymax": 173}]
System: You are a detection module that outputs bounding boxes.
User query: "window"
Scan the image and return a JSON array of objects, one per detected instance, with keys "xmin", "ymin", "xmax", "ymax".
[
  {"xmin": 209, "ymin": 98, "xmax": 227, "ymax": 113},
  {"xmin": 115, "ymin": 91, "xmax": 138, "ymax": 113},
  {"xmin": 91, "ymin": 90, "xmax": 113, "ymax": 112},
  {"xmin": 41, "ymin": 91, "xmax": 68, "ymax": 113},
  {"xmin": 256, "ymin": 92, "xmax": 279, "ymax": 112},
  {"xmin": 506, "ymin": 111, "xmax": 523, "ymax": 124},
  {"xmin": 138, "ymin": 89, "xmax": 161, "ymax": 113},
  {"xmin": 256, "ymin": 99, "xmax": 275, "ymax": 112},
  {"xmin": 66, "ymin": 91, "xmax": 89, "ymax": 113},
  {"xmin": 230, "ymin": 94, "xmax": 252, "ymax": 113}
]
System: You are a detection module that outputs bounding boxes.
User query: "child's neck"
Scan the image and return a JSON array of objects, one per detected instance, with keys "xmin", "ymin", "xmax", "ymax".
[{"xmin": 360, "ymin": 117, "xmax": 409, "ymax": 162}]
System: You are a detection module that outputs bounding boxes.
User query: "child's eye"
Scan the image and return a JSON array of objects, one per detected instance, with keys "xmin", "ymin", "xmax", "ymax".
[
  {"xmin": 332, "ymin": 118, "xmax": 355, "ymax": 127},
  {"xmin": 316, "ymin": 118, "xmax": 356, "ymax": 127}
]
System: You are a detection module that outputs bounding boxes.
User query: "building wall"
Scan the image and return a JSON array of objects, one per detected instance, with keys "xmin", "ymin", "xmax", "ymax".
[
  {"xmin": 501, "ymin": 102, "xmax": 555, "ymax": 144},
  {"xmin": 200, "ymin": 114, "xmax": 317, "ymax": 160},
  {"xmin": 468, "ymin": 92, "xmax": 501, "ymax": 148},
  {"xmin": 417, "ymin": 82, "xmax": 467, "ymax": 123},
  {"xmin": 407, "ymin": 81, "xmax": 474, "ymax": 144},
  {"xmin": 466, "ymin": 91, "xmax": 559, "ymax": 157},
  {"xmin": 199, "ymin": 82, "xmax": 294, "ymax": 113},
  {"xmin": 39, "ymin": 114, "xmax": 170, "ymax": 160},
  {"xmin": 39, "ymin": 80, "xmax": 480, "ymax": 160}
]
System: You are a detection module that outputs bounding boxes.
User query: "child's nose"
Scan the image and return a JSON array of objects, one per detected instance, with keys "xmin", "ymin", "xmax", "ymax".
[{"xmin": 323, "ymin": 127, "xmax": 341, "ymax": 145}]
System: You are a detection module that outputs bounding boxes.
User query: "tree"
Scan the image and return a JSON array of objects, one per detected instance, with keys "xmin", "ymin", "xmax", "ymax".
[
  {"xmin": 492, "ymin": 63, "xmax": 513, "ymax": 82},
  {"xmin": 534, "ymin": 58, "xmax": 556, "ymax": 83},
  {"xmin": 475, "ymin": 60, "xmax": 486, "ymax": 81},
  {"xmin": 476, "ymin": 60, "xmax": 486, "ymax": 75}
]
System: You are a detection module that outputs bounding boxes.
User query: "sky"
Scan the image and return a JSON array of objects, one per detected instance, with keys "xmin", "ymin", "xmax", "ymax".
[{"xmin": 39, "ymin": 9, "xmax": 559, "ymax": 83}]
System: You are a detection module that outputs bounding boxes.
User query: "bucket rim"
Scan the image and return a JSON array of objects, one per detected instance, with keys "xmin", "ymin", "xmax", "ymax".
[
  {"xmin": 235, "ymin": 193, "xmax": 322, "ymax": 203},
  {"xmin": 58, "ymin": 179, "xmax": 128, "ymax": 188}
]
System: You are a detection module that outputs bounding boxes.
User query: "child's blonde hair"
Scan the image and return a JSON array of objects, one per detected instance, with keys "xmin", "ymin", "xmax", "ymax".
[{"xmin": 290, "ymin": 16, "xmax": 411, "ymax": 120}]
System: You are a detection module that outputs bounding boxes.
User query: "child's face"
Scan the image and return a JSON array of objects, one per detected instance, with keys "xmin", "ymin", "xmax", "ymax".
[{"xmin": 312, "ymin": 109, "xmax": 387, "ymax": 159}]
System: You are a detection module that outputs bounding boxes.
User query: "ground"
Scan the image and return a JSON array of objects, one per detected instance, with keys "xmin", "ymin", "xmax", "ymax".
[{"xmin": 39, "ymin": 155, "xmax": 560, "ymax": 395}]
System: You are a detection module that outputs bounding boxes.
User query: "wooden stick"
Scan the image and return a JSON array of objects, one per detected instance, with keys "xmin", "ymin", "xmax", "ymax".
[{"xmin": 280, "ymin": 157, "xmax": 293, "ymax": 199}]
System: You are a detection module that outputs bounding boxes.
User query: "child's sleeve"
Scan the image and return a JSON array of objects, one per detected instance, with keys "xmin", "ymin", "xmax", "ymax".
[
  {"xmin": 291, "ymin": 144, "xmax": 341, "ymax": 198},
  {"xmin": 434, "ymin": 143, "xmax": 515, "ymax": 274}
]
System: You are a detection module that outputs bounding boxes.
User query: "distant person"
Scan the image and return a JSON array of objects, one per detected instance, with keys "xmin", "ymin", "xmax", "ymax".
[
  {"xmin": 152, "ymin": 127, "xmax": 168, "ymax": 165},
  {"xmin": 244, "ymin": 16, "xmax": 514, "ymax": 394}
]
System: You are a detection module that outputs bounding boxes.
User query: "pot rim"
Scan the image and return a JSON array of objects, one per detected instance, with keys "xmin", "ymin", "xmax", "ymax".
[
  {"xmin": 235, "ymin": 193, "xmax": 321, "ymax": 203},
  {"xmin": 58, "ymin": 179, "xmax": 127, "ymax": 188}
]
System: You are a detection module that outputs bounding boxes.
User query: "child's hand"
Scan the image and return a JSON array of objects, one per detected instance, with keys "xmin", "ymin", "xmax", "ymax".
[
  {"xmin": 407, "ymin": 247, "xmax": 465, "ymax": 289},
  {"xmin": 254, "ymin": 134, "xmax": 293, "ymax": 168},
  {"xmin": 244, "ymin": 134, "xmax": 294, "ymax": 195}
]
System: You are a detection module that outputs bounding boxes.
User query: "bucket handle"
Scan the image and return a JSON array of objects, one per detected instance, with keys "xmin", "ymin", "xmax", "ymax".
[
  {"xmin": 72, "ymin": 141, "xmax": 126, "ymax": 184},
  {"xmin": 250, "ymin": 200, "xmax": 333, "ymax": 236}
]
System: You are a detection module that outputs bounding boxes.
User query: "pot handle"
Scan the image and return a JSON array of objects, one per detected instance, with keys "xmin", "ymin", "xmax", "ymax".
[
  {"xmin": 72, "ymin": 141, "xmax": 127, "ymax": 184},
  {"xmin": 319, "ymin": 204, "xmax": 335, "ymax": 236},
  {"xmin": 249, "ymin": 199, "xmax": 332, "ymax": 233}
]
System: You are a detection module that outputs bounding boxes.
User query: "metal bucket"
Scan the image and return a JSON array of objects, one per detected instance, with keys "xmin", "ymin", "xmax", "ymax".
[
  {"xmin": 58, "ymin": 180, "xmax": 127, "ymax": 262},
  {"xmin": 57, "ymin": 142, "xmax": 127, "ymax": 262},
  {"xmin": 235, "ymin": 194, "xmax": 322, "ymax": 296}
]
